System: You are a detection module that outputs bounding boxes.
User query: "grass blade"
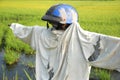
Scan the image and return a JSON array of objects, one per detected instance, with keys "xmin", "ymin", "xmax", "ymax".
[
  {"xmin": 15, "ymin": 71, "xmax": 18, "ymax": 80},
  {"xmin": 23, "ymin": 69, "xmax": 32, "ymax": 80}
]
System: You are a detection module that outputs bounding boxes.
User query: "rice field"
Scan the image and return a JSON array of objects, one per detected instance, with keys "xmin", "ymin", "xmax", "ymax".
[{"xmin": 0, "ymin": 0, "xmax": 120, "ymax": 80}]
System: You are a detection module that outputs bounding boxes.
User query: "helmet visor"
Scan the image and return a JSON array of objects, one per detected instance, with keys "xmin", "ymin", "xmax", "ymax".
[{"xmin": 41, "ymin": 15, "xmax": 62, "ymax": 23}]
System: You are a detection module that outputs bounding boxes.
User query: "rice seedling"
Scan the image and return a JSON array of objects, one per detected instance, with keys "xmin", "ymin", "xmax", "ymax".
[
  {"xmin": 94, "ymin": 68, "xmax": 111, "ymax": 80},
  {"xmin": 1, "ymin": 64, "xmax": 35, "ymax": 80},
  {"xmin": 2, "ymin": 24, "xmax": 35, "ymax": 64},
  {"xmin": 0, "ymin": 24, "xmax": 7, "ymax": 49},
  {"xmin": 22, "ymin": 61, "xmax": 35, "ymax": 68},
  {"xmin": 11, "ymin": 71, "xmax": 19, "ymax": 80},
  {"xmin": 23, "ymin": 69, "xmax": 32, "ymax": 80},
  {"xmin": 4, "ymin": 48, "xmax": 20, "ymax": 65},
  {"xmin": 0, "ymin": 28, "xmax": 4, "ymax": 48},
  {"xmin": 15, "ymin": 71, "xmax": 18, "ymax": 80},
  {"xmin": 2, "ymin": 65, "xmax": 5, "ymax": 80}
]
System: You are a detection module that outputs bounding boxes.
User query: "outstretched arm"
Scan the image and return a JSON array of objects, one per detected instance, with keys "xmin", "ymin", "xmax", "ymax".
[
  {"xmin": 89, "ymin": 32, "xmax": 120, "ymax": 71},
  {"xmin": 9, "ymin": 23, "xmax": 33, "ymax": 45}
]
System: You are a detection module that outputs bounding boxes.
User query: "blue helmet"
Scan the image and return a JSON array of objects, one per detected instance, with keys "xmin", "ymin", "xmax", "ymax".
[{"xmin": 42, "ymin": 4, "xmax": 78, "ymax": 24}]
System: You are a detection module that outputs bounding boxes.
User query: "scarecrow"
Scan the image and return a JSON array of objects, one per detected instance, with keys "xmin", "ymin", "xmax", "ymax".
[{"xmin": 9, "ymin": 4, "xmax": 120, "ymax": 80}]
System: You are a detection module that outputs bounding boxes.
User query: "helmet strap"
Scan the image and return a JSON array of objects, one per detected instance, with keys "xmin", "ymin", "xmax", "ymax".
[{"xmin": 47, "ymin": 22, "xmax": 49, "ymax": 29}]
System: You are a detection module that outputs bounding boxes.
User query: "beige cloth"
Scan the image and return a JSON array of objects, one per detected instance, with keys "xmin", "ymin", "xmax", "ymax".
[{"xmin": 10, "ymin": 22, "xmax": 120, "ymax": 80}]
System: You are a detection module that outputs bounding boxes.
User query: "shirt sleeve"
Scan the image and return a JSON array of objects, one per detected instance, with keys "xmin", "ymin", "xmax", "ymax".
[
  {"xmin": 89, "ymin": 32, "xmax": 120, "ymax": 71},
  {"xmin": 10, "ymin": 23, "xmax": 34, "ymax": 44}
]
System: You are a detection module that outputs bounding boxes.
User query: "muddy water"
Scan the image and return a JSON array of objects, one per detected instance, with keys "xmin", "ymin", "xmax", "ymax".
[{"xmin": 0, "ymin": 49, "xmax": 35, "ymax": 80}]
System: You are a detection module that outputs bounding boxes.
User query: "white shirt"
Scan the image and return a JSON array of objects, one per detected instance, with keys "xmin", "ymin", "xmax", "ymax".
[{"xmin": 10, "ymin": 22, "xmax": 120, "ymax": 80}]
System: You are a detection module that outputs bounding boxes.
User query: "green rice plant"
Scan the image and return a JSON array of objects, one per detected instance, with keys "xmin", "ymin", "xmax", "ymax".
[
  {"xmin": 27, "ymin": 62, "xmax": 35, "ymax": 68},
  {"xmin": 4, "ymin": 27, "xmax": 34, "ymax": 54},
  {"xmin": 22, "ymin": 61, "xmax": 35, "ymax": 68},
  {"xmin": 5, "ymin": 29, "xmax": 22, "ymax": 52},
  {"xmin": 2, "ymin": 69, "xmax": 8, "ymax": 80},
  {"xmin": 22, "ymin": 44, "xmax": 35, "ymax": 55},
  {"xmin": 2, "ymin": 25, "xmax": 34, "ymax": 65},
  {"xmin": 15, "ymin": 71, "xmax": 18, "ymax": 80},
  {"xmin": 93, "ymin": 68, "xmax": 111, "ymax": 80},
  {"xmin": 2, "ymin": 72, "xmax": 5, "ymax": 80},
  {"xmin": 2, "ymin": 65, "xmax": 5, "ymax": 80},
  {"xmin": 11, "ymin": 71, "xmax": 19, "ymax": 80},
  {"xmin": 2, "ymin": 64, "xmax": 35, "ymax": 80},
  {"xmin": 0, "ymin": 24, "xmax": 7, "ymax": 49},
  {"xmin": 4, "ymin": 48, "xmax": 20, "ymax": 65},
  {"xmin": 23, "ymin": 69, "xmax": 32, "ymax": 80},
  {"xmin": 0, "ymin": 30, "xmax": 3, "ymax": 48},
  {"xmin": 4, "ymin": 77, "xmax": 8, "ymax": 80}
]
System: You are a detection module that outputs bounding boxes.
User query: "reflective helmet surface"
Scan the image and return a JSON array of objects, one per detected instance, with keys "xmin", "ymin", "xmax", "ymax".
[{"xmin": 42, "ymin": 4, "xmax": 78, "ymax": 24}]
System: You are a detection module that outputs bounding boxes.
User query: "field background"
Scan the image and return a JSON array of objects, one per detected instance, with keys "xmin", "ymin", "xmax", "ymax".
[
  {"xmin": 0, "ymin": 0, "xmax": 120, "ymax": 80},
  {"xmin": 0, "ymin": 1, "xmax": 120, "ymax": 36}
]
